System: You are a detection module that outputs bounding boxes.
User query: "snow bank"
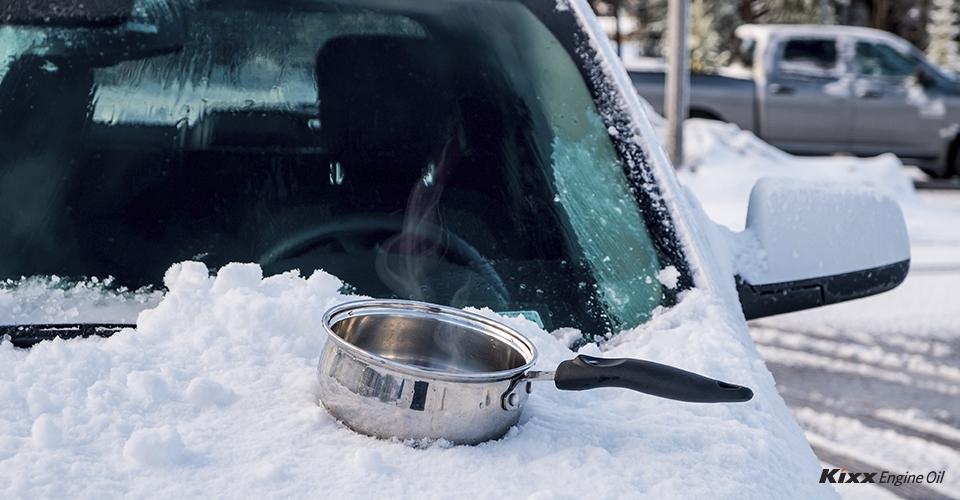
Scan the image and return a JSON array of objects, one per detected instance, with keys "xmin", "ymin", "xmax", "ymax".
[
  {"xmin": 0, "ymin": 276, "xmax": 162, "ymax": 325},
  {"xmin": 0, "ymin": 261, "xmax": 839, "ymax": 499},
  {"xmin": 673, "ymin": 117, "xmax": 960, "ymax": 245}
]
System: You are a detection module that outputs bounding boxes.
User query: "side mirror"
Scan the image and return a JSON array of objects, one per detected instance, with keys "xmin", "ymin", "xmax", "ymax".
[{"xmin": 736, "ymin": 177, "xmax": 910, "ymax": 320}]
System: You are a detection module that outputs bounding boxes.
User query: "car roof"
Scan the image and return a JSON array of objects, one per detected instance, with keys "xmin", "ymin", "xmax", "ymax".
[{"xmin": 735, "ymin": 23, "xmax": 915, "ymax": 53}]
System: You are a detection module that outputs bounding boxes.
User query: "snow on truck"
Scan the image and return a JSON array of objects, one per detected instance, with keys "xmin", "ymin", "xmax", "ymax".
[{"xmin": 631, "ymin": 24, "xmax": 960, "ymax": 178}]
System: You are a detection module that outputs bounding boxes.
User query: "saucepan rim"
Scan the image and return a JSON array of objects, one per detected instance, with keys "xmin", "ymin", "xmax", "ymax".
[{"xmin": 321, "ymin": 299, "xmax": 539, "ymax": 384}]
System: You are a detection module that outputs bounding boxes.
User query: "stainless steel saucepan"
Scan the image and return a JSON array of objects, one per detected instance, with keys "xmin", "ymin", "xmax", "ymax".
[{"xmin": 317, "ymin": 299, "xmax": 753, "ymax": 445}]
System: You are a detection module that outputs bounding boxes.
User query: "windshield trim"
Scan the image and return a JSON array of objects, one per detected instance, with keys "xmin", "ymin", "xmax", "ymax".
[{"xmin": 1, "ymin": 323, "xmax": 133, "ymax": 348}]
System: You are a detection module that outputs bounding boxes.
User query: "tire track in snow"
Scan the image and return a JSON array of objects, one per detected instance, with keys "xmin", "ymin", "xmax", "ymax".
[
  {"xmin": 812, "ymin": 444, "xmax": 958, "ymax": 500},
  {"xmin": 749, "ymin": 324, "xmax": 960, "ymax": 499},
  {"xmin": 751, "ymin": 325, "xmax": 960, "ymax": 429},
  {"xmin": 750, "ymin": 325, "xmax": 960, "ymax": 397},
  {"xmin": 783, "ymin": 392, "xmax": 960, "ymax": 451}
]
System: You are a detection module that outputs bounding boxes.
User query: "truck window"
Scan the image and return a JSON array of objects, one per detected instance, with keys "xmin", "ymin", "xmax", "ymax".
[
  {"xmin": 778, "ymin": 39, "xmax": 838, "ymax": 76},
  {"xmin": 854, "ymin": 42, "xmax": 915, "ymax": 78}
]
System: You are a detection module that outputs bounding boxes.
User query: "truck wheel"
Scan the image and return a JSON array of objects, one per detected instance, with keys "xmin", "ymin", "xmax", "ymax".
[
  {"xmin": 946, "ymin": 136, "xmax": 960, "ymax": 179},
  {"xmin": 688, "ymin": 109, "xmax": 722, "ymax": 121}
]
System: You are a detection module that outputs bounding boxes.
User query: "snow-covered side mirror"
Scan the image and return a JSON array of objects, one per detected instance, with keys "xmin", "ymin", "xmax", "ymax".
[{"xmin": 736, "ymin": 177, "xmax": 910, "ymax": 320}]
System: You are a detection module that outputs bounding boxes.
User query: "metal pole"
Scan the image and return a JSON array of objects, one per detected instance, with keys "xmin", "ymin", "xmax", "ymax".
[
  {"xmin": 665, "ymin": 0, "xmax": 689, "ymax": 168},
  {"xmin": 614, "ymin": 0, "xmax": 622, "ymax": 58}
]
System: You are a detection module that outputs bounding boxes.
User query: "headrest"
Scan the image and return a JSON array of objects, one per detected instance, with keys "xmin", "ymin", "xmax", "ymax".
[{"xmin": 316, "ymin": 36, "xmax": 457, "ymax": 174}]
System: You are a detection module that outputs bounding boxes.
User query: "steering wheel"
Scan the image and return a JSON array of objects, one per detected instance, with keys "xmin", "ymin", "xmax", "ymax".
[{"xmin": 258, "ymin": 214, "xmax": 510, "ymax": 306}]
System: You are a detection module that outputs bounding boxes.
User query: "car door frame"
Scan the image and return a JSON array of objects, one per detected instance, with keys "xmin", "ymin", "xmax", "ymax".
[
  {"xmin": 758, "ymin": 34, "xmax": 854, "ymax": 154},
  {"xmin": 848, "ymin": 37, "xmax": 947, "ymax": 159}
]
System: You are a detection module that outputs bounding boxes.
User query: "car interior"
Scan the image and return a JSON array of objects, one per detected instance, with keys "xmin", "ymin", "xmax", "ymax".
[{"xmin": 0, "ymin": 9, "xmax": 610, "ymax": 333}]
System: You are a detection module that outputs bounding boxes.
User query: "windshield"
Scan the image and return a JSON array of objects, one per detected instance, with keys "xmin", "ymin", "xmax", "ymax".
[{"xmin": 0, "ymin": 0, "xmax": 682, "ymax": 339}]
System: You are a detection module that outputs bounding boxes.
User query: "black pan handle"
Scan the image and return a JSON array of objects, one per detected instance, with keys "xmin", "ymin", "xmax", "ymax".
[{"xmin": 554, "ymin": 354, "xmax": 753, "ymax": 403}]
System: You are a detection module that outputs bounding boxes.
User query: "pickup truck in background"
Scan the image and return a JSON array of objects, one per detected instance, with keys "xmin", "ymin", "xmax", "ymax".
[{"xmin": 631, "ymin": 24, "xmax": 960, "ymax": 178}]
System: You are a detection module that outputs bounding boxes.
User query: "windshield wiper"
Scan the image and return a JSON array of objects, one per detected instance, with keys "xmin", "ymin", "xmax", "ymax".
[{"xmin": 0, "ymin": 323, "xmax": 134, "ymax": 348}]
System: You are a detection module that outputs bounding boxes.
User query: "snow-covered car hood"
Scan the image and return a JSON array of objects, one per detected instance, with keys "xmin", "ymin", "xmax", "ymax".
[{"xmin": 0, "ymin": 259, "xmax": 836, "ymax": 498}]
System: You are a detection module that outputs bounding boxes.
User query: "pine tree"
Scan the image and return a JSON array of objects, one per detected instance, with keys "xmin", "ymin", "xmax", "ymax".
[
  {"xmin": 689, "ymin": 0, "xmax": 730, "ymax": 72},
  {"xmin": 623, "ymin": 0, "xmax": 834, "ymax": 69},
  {"xmin": 738, "ymin": 0, "xmax": 832, "ymax": 25},
  {"xmin": 648, "ymin": 0, "xmax": 739, "ymax": 70},
  {"xmin": 926, "ymin": 0, "xmax": 960, "ymax": 73}
]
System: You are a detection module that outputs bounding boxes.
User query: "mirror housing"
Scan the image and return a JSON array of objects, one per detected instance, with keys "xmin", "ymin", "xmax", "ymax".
[{"xmin": 736, "ymin": 177, "xmax": 910, "ymax": 320}]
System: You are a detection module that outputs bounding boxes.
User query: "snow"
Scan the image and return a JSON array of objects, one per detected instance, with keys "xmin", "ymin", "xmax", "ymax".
[
  {"xmin": 4, "ymin": 104, "xmax": 960, "ymax": 499},
  {"xmin": 0, "ymin": 260, "xmax": 833, "ymax": 499},
  {"xmin": 741, "ymin": 176, "xmax": 909, "ymax": 284},
  {"xmin": 670, "ymin": 116, "xmax": 960, "ymax": 245},
  {"xmin": 656, "ymin": 265, "xmax": 680, "ymax": 289},
  {"xmin": 0, "ymin": 276, "xmax": 162, "ymax": 325},
  {"xmin": 798, "ymin": 407, "xmax": 960, "ymax": 499}
]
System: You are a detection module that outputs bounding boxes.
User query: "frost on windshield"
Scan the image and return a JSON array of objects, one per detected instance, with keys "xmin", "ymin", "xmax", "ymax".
[
  {"xmin": 91, "ymin": 9, "xmax": 427, "ymax": 128},
  {"xmin": 551, "ymin": 110, "xmax": 662, "ymax": 330},
  {"xmin": 0, "ymin": 27, "xmax": 45, "ymax": 82},
  {"xmin": 496, "ymin": 4, "xmax": 665, "ymax": 332}
]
